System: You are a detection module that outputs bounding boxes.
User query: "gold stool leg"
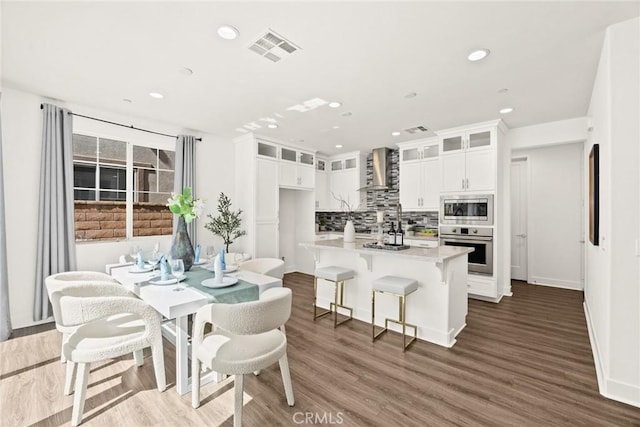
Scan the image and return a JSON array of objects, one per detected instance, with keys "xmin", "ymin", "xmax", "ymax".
[
  {"xmin": 313, "ymin": 276, "xmax": 331, "ymax": 321},
  {"xmin": 332, "ymin": 280, "xmax": 353, "ymax": 327}
]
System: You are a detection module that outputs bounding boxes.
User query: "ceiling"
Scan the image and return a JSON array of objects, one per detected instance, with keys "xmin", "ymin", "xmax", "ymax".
[{"xmin": 2, "ymin": 1, "xmax": 639, "ymax": 156}]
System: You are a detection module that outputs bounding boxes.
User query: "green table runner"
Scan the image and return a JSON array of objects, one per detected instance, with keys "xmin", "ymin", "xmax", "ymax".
[{"xmin": 181, "ymin": 267, "xmax": 259, "ymax": 304}]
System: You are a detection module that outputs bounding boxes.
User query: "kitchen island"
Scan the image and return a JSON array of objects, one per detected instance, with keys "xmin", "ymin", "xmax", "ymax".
[{"xmin": 300, "ymin": 238, "xmax": 473, "ymax": 347}]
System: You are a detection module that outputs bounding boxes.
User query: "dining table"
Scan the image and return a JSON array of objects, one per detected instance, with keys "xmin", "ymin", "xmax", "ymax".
[{"xmin": 109, "ymin": 262, "xmax": 282, "ymax": 395}]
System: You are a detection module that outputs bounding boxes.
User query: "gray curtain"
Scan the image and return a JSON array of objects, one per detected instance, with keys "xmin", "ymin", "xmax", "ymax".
[
  {"xmin": 0, "ymin": 93, "xmax": 12, "ymax": 341},
  {"xmin": 174, "ymin": 135, "xmax": 197, "ymax": 242},
  {"xmin": 34, "ymin": 104, "xmax": 77, "ymax": 321}
]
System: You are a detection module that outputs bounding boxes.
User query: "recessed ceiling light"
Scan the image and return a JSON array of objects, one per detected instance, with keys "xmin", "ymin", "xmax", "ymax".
[
  {"xmin": 500, "ymin": 107, "xmax": 514, "ymax": 114},
  {"xmin": 328, "ymin": 101, "xmax": 342, "ymax": 108},
  {"xmin": 149, "ymin": 92, "xmax": 164, "ymax": 99},
  {"xmin": 391, "ymin": 131, "xmax": 401, "ymax": 136},
  {"xmin": 467, "ymin": 49, "xmax": 490, "ymax": 62},
  {"xmin": 335, "ymin": 144, "xmax": 343, "ymax": 148},
  {"xmin": 179, "ymin": 67, "xmax": 194, "ymax": 76},
  {"xmin": 332, "ymin": 126, "xmax": 340, "ymax": 129},
  {"xmin": 404, "ymin": 92, "xmax": 417, "ymax": 99},
  {"xmin": 267, "ymin": 124, "xmax": 278, "ymax": 129},
  {"xmin": 340, "ymin": 112, "xmax": 352, "ymax": 117},
  {"xmin": 217, "ymin": 25, "xmax": 239, "ymax": 40}
]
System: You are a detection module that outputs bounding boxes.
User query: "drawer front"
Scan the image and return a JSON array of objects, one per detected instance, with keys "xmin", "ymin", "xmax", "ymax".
[{"xmin": 467, "ymin": 278, "xmax": 497, "ymax": 298}]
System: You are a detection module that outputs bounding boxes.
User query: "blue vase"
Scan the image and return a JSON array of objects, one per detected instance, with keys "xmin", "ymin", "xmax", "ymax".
[{"xmin": 170, "ymin": 216, "xmax": 195, "ymax": 271}]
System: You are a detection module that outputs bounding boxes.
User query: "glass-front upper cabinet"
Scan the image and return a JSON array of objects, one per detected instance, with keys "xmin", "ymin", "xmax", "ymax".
[
  {"xmin": 300, "ymin": 151, "xmax": 314, "ymax": 166},
  {"xmin": 331, "ymin": 160, "xmax": 343, "ymax": 171},
  {"xmin": 468, "ymin": 130, "xmax": 491, "ymax": 149},
  {"xmin": 257, "ymin": 141, "xmax": 278, "ymax": 159},
  {"xmin": 316, "ymin": 159, "xmax": 326, "ymax": 171},
  {"xmin": 422, "ymin": 143, "xmax": 439, "ymax": 159},
  {"xmin": 442, "ymin": 135, "xmax": 464, "ymax": 153},
  {"xmin": 401, "ymin": 147, "xmax": 420, "ymax": 162},
  {"xmin": 281, "ymin": 147, "xmax": 297, "ymax": 162},
  {"xmin": 344, "ymin": 158, "xmax": 357, "ymax": 169}
]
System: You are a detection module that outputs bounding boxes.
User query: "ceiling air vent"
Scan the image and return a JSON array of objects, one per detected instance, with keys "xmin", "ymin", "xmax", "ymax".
[
  {"xmin": 403, "ymin": 125, "xmax": 429, "ymax": 134},
  {"xmin": 249, "ymin": 29, "xmax": 301, "ymax": 63}
]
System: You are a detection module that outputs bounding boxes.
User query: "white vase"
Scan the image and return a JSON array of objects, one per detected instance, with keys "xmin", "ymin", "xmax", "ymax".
[{"xmin": 343, "ymin": 219, "xmax": 355, "ymax": 243}]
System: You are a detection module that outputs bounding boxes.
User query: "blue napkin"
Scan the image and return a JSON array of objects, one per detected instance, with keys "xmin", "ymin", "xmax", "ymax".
[
  {"xmin": 159, "ymin": 255, "xmax": 170, "ymax": 281},
  {"xmin": 219, "ymin": 248, "xmax": 226, "ymax": 271},
  {"xmin": 194, "ymin": 244, "xmax": 200, "ymax": 263},
  {"xmin": 137, "ymin": 250, "xmax": 145, "ymax": 269}
]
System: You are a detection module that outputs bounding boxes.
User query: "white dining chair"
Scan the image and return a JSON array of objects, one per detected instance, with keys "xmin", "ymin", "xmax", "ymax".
[
  {"xmin": 53, "ymin": 283, "xmax": 166, "ymax": 426},
  {"xmin": 45, "ymin": 271, "xmax": 123, "ymax": 363},
  {"xmin": 191, "ymin": 287, "xmax": 295, "ymax": 426},
  {"xmin": 224, "ymin": 252, "xmax": 252, "ymax": 266},
  {"xmin": 238, "ymin": 258, "xmax": 285, "ymax": 280}
]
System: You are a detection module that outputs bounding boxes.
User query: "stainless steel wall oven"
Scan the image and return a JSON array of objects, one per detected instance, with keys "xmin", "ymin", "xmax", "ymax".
[{"xmin": 440, "ymin": 226, "xmax": 493, "ymax": 275}]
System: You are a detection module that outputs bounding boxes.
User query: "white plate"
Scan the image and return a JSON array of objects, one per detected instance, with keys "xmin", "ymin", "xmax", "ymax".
[
  {"xmin": 192, "ymin": 259, "xmax": 208, "ymax": 266},
  {"xmin": 129, "ymin": 265, "xmax": 154, "ymax": 273},
  {"xmin": 149, "ymin": 275, "xmax": 186, "ymax": 285},
  {"xmin": 223, "ymin": 265, "xmax": 238, "ymax": 273},
  {"xmin": 204, "ymin": 264, "xmax": 238, "ymax": 273},
  {"xmin": 201, "ymin": 277, "xmax": 239, "ymax": 288}
]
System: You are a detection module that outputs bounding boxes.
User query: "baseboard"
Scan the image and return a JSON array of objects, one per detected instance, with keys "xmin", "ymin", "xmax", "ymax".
[
  {"xmin": 530, "ymin": 275, "xmax": 582, "ymax": 290},
  {"xmin": 583, "ymin": 301, "xmax": 640, "ymax": 408}
]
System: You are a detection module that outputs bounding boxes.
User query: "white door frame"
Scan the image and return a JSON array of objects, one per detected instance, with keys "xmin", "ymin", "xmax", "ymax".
[{"xmin": 511, "ymin": 156, "xmax": 530, "ymax": 282}]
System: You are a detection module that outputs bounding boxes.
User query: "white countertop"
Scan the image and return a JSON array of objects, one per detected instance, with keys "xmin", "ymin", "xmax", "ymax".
[
  {"xmin": 301, "ymin": 238, "xmax": 472, "ymax": 262},
  {"xmin": 315, "ymin": 231, "xmax": 439, "ymax": 241}
]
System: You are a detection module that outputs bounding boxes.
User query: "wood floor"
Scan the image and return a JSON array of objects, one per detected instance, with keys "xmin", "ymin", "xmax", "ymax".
[{"xmin": 1, "ymin": 275, "xmax": 639, "ymax": 426}]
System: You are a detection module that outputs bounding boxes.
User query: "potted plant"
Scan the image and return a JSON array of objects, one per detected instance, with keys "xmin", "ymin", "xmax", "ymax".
[
  {"xmin": 204, "ymin": 193, "xmax": 247, "ymax": 253},
  {"xmin": 319, "ymin": 218, "xmax": 327, "ymax": 231},
  {"xmin": 407, "ymin": 225, "xmax": 416, "ymax": 237}
]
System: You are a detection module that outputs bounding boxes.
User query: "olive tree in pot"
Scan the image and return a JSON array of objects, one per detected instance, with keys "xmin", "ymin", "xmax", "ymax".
[{"xmin": 204, "ymin": 193, "xmax": 247, "ymax": 253}]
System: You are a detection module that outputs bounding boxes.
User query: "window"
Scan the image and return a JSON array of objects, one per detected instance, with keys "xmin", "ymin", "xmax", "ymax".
[{"xmin": 72, "ymin": 133, "xmax": 175, "ymax": 241}]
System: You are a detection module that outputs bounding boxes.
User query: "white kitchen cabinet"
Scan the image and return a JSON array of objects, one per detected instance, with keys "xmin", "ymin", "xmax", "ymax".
[
  {"xmin": 398, "ymin": 138, "xmax": 440, "ymax": 210},
  {"xmin": 438, "ymin": 125, "xmax": 496, "ymax": 193},
  {"xmin": 315, "ymin": 158, "xmax": 329, "ymax": 210},
  {"xmin": 318, "ymin": 152, "xmax": 366, "ymax": 212},
  {"xmin": 256, "ymin": 158, "xmax": 279, "ymax": 219},
  {"xmin": 234, "ymin": 134, "xmax": 316, "ymax": 261},
  {"xmin": 405, "ymin": 239, "xmax": 438, "ymax": 248},
  {"xmin": 279, "ymin": 147, "xmax": 315, "ymax": 190}
]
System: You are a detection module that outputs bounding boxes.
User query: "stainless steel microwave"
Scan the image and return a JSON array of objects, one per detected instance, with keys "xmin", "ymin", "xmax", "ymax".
[{"xmin": 440, "ymin": 195, "xmax": 494, "ymax": 225}]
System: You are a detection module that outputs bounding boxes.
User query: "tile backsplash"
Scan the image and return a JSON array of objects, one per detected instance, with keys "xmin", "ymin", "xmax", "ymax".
[
  {"xmin": 316, "ymin": 210, "xmax": 438, "ymax": 233},
  {"xmin": 316, "ymin": 148, "xmax": 439, "ymax": 232}
]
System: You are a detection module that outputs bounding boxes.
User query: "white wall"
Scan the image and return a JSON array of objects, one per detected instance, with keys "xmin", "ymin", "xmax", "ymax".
[
  {"xmin": 1, "ymin": 87, "xmax": 234, "ymax": 329},
  {"xmin": 585, "ymin": 17, "xmax": 639, "ymax": 408},
  {"xmin": 507, "ymin": 117, "xmax": 588, "ymax": 150},
  {"xmin": 512, "ymin": 143, "xmax": 583, "ymax": 290}
]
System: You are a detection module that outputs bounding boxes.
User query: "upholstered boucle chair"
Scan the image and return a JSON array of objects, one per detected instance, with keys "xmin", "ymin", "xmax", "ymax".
[
  {"xmin": 191, "ymin": 287, "xmax": 294, "ymax": 426},
  {"xmin": 53, "ymin": 283, "xmax": 166, "ymax": 426},
  {"xmin": 45, "ymin": 271, "xmax": 123, "ymax": 363},
  {"xmin": 238, "ymin": 258, "xmax": 285, "ymax": 280}
]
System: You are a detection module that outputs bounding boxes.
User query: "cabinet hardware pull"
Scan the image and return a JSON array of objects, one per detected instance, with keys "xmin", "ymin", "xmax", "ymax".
[
  {"xmin": 466, "ymin": 178, "xmax": 469, "ymax": 189},
  {"xmin": 462, "ymin": 179, "xmax": 465, "ymax": 189}
]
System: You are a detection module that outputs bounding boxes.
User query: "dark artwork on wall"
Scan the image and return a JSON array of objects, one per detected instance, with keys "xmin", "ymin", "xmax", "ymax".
[{"xmin": 589, "ymin": 144, "xmax": 600, "ymax": 245}]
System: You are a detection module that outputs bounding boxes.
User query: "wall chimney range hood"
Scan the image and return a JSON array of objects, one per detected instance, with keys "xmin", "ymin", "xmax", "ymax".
[{"xmin": 358, "ymin": 147, "xmax": 392, "ymax": 191}]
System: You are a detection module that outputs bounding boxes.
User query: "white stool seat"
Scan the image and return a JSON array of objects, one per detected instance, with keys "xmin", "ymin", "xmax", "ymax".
[
  {"xmin": 372, "ymin": 276, "xmax": 418, "ymax": 295},
  {"xmin": 315, "ymin": 266, "xmax": 354, "ymax": 282}
]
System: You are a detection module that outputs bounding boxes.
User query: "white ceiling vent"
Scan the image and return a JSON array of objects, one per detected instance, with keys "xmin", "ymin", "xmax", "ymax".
[
  {"xmin": 403, "ymin": 125, "xmax": 429, "ymax": 134},
  {"xmin": 249, "ymin": 29, "xmax": 301, "ymax": 63}
]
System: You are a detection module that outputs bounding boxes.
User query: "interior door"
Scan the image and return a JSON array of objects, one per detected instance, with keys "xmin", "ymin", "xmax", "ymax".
[{"xmin": 511, "ymin": 158, "xmax": 528, "ymax": 281}]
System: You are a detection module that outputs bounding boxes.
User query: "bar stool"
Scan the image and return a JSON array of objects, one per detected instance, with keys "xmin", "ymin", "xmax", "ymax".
[
  {"xmin": 371, "ymin": 276, "xmax": 418, "ymax": 351},
  {"xmin": 313, "ymin": 266, "xmax": 354, "ymax": 327}
]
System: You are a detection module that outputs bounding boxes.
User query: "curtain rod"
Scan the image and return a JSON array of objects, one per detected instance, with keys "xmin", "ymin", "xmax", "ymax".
[{"xmin": 40, "ymin": 104, "xmax": 202, "ymax": 141}]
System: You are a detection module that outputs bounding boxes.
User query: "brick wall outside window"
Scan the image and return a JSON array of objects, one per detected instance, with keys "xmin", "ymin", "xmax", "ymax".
[{"xmin": 74, "ymin": 201, "xmax": 173, "ymax": 241}]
